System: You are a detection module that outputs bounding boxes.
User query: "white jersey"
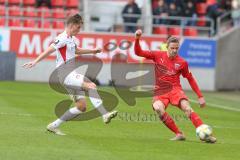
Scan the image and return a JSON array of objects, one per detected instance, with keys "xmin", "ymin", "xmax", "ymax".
[
  {"xmin": 51, "ymin": 31, "xmax": 78, "ymax": 68},
  {"xmin": 51, "ymin": 31, "xmax": 84, "ymax": 91}
]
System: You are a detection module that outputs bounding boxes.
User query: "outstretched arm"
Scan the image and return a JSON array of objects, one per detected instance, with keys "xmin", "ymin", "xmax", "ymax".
[
  {"xmin": 134, "ymin": 29, "xmax": 155, "ymax": 60},
  {"xmin": 182, "ymin": 62, "xmax": 206, "ymax": 108},
  {"xmin": 75, "ymin": 47, "xmax": 102, "ymax": 55},
  {"xmin": 22, "ymin": 46, "xmax": 56, "ymax": 68}
]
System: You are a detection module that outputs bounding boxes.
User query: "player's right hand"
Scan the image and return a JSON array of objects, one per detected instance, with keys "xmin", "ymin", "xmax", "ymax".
[
  {"xmin": 135, "ymin": 29, "xmax": 142, "ymax": 39},
  {"xmin": 94, "ymin": 47, "xmax": 102, "ymax": 54},
  {"xmin": 198, "ymin": 97, "xmax": 206, "ymax": 108},
  {"xmin": 22, "ymin": 61, "xmax": 37, "ymax": 69}
]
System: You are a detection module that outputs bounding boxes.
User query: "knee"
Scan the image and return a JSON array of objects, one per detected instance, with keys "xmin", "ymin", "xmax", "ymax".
[
  {"xmin": 183, "ymin": 108, "xmax": 193, "ymax": 117},
  {"xmin": 75, "ymin": 100, "xmax": 87, "ymax": 112},
  {"xmin": 84, "ymin": 82, "xmax": 97, "ymax": 90},
  {"xmin": 153, "ymin": 102, "xmax": 165, "ymax": 116},
  {"xmin": 180, "ymin": 100, "xmax": 193, "ymax": 117}
]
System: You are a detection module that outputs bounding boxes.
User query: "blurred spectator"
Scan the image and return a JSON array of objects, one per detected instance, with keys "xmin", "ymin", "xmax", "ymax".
[
  {"xmin": 206, "ymin": 2, "xmax": 224, "ymax": 33},
  {"xmin": 153, "ymin": 0, "xmax": 169, "ymax": 25},
  {"xmin": 220, "ymin": 0, "xmax": 232, "ymax": 11},
  {"xmin": 122, "ymin": 0, "xmax": 142, "ymax": 33},
  {"xmin": 36, "ymin": 0, "xmax": 52, "ymax": 9},
  {"xmin": 182, "ymin": 1, "xmax": 197, "ymax": 26},
  {"xmin": 168, "ymin": 3, "xmax": 182, "ymax": 25},
  {"xmin": 231, "ymin": 0, "xmax": 240, "ymax": 26}
]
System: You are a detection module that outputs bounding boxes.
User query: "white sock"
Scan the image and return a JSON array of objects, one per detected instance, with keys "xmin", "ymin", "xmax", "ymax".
[
  {"xmin": 51, "ymin": 107, "xmax": 82, "ymax": 128},
  {"xmin": 88, "ymin": 89, "xmax": 108, "ymax": 116},
  {"xmin": 69, "ymin": 107, "xmax": 82, "ymax": 114},
  {"xmin": 51, "ymin": 119, "xmax": 64, "ymax": 128}
]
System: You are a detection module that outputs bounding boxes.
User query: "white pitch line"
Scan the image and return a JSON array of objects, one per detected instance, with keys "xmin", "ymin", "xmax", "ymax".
[
  {"xmin": 189, "ymin": 99, "xmax": 240, "ymax": 112},
  {"xmin": 0, "ymin": 112, "xmax": 53, "ymax": 118},
  {"xmin": 1, "ymin": 112, "xmax": 240, "ymax": 130}
]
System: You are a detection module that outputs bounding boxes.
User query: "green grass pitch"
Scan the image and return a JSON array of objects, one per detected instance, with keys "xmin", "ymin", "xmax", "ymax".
[{"xmin": 0, "ymin": 81, "xmax": 240, "ymax": 160}]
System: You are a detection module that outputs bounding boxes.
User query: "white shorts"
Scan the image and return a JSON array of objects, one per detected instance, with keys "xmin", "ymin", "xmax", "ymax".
[{"xmin": 63, "ymin": 71, "xmax": 86, "ymax": 102}]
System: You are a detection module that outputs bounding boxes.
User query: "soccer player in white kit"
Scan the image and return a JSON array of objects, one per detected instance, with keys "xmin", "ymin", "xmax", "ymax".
[{"xmin": 23, "ymin": 14, "xmax": 118, "ymax": 135}]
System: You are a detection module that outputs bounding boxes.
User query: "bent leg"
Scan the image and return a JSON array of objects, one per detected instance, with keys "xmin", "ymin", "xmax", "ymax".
[
  {"xmin": 83, "ymin": 81, "xmax": 118, "ymax": 123},
  {"xmin": 153, "ymin": 100, "xmax": 182, "ymax": 135},
  {"xmin": 180, "ymin": 99, "xmax": 203, "ymax": 128}
]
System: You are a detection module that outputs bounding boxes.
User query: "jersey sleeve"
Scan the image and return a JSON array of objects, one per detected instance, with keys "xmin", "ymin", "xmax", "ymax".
[
  {"xmin": 51, "ymin": 36, "xmax": 67, "ymax": 50},
  {"xmin": 182, "ymin": 61, "xmax": 203, "ymax": 98},
  {"xmin": 134, "ymin": 39, "xmax": 156, "ymax": 60},
  {"xmin": 182, "ymin": 61, "xmax": 191, "ymax": 78}
]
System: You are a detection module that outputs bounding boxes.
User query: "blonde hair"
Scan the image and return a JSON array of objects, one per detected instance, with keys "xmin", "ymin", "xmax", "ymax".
[
  {"xmin": 66, "ymin": 13, "xmax": 83, "ymax": 26},
  {"xmin": 166, "ymin": 36, "xmax": 179, "ymax": 48}
]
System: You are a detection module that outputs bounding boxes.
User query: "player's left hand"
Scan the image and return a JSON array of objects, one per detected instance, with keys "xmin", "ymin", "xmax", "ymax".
[
  {"xmin": 198, "ymin": 97, "xmax": 206, "ymax": 108},
  {"xmin": 22, "ymin": 61, "xmax": 37, "ymax": 68},
  {"xmin": 94, "ymin": 48, "xmax": 102, "ymax": 54}
]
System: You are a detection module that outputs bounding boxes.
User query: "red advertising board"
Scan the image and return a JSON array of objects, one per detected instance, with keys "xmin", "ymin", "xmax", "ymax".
[{"xmin": 10, "ymin": 29, "xmax": 166, "ymax": 63}]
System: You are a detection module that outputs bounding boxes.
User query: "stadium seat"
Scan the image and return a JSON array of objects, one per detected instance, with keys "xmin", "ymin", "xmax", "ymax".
[
  {"xmin": 23, "ymin": 0, "xmax": 35, "ymax": 6},
  {"xmin": 0, "ymin": 18, "xmax": 5, "ymax": 26},
  {"xmin": 8, "ymin": 0, "xmax": 21, "ymax": 5},
  {"xmin": 196, "ymin": 3, "xmax": 207, "ymax": 15},
  {"xmin": 184, "ymin": 28, "xmax": 198, "ymax": 37},
  {"xmin": 53, "ymin": 21, "xmax": 65, "ymax": 29},
  {"xmin": 9, "ymin": 19, "xmax": 21, "ymax": 27},
  {"xmin": 23, "ymin": 19, "xmax": 38, "ymax": 28},
  {"xmin": 168, "ymin": 27, "xmax": 181, "ymax": 36},
  {"xmin": 197, "ymin": 16, "xmax": 207, "ymax": 26},
  {"xmin": 9, "ymin": 5, "xmax": 22, "ymax": 16},
  {"xmin": 39, "ymin": 7, "xmax": 52, "ymax": 18},
  {"xmin": 52, "ymin": 8, "xmax": 65, "ymax": 19},
  {"xmin": 0, "ymin": 5, "xmax": 5, "ymax": 16},
  {"xmin": 207, "ymin": 0, "xmax": 217, "ymax": 5},
  {"xmin": 66, "ymin": 9, "xmax": 79, "ymax": 16},
  {"xmin": 0, "ymin": 0, "xmax": 5, "ymax": 4},
  {"xmin": 39, "ymin": 20, "xmax": 52, "ymax": 28},
  {"xmin": 66, "ymin": 0, "xmax": 79, "ymax": 8},
  {"xmin": 153, "ymin": 26, "xmax": 168, "ymax": 35},
  {"xmin": 23, "ymin": 7, "xmax": 38, "ymax": 17},
  {"xmin": 52, "ymin": 0, "xmax": 65, "ymax": 8}
]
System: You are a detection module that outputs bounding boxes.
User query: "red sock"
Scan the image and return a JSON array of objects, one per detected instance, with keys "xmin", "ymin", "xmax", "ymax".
[
  {"xmin": 160, "ymin": 112, "xmax": 181, "ymax": 135},
  {"xmin": 189, "ymin": 112, "xmax": 203, "ymax": 128}
]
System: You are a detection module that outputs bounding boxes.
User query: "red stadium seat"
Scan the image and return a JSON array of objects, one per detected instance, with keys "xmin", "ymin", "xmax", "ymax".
[
  {"xmin": 207, "ymin": 0, "xmax": 217, "ymax": 5},
  {"xmin": 23, "ymin": 0, "xmax": 35, "ymax": 6},
  {"xmin": 39, "ymin": 7, "xmax": 52, "ymax": 18},
  {"xmin": 168, "ymin": 27, "xmax": 181, "ymax": 36},
  {"xmin": 23, "ymin": 19, "xmax": 38, "ymax": 28},
  {"xmin": 0, "ymin": 5, "xmax": 5, "ymax": 16},
  {"xmin": 52, "ymin": 0, "xmax": 65, "ymax": 8},
  {"xmin": 8, "ymin": 0, "xmax": 21, "ymax": 5},
  {"xmin": 196, "ymin": 3, "xmax": 207, "ymax": 15},
  {"xmin": 39, "ymin": 20, "xmax": 52, "ymax": 28},
  {"xmin": 23, "ymin": 7, "xmax": 38, "ymax": 17},
  {"xmin": 53, "ymin": 21, "xmax": 65, "ymax": 29},
  {"xmin": 66, "ymin": 9, "xmax": 79, "ymax": 16},
  {"xmin": 184, "ymin": 28, "xmax": 198, "ymax": 37},
  {"xmin": 0, "ymin": 18, "xmax": 5, "ymax": 26},
  {"xmin": 52, "ymin": 8, "xmax": 65, "ymax": 19},
  {"xmin": 0, "ymin": 0, "xmax": 5, "ymax": 4},
  {"xmin": 9, "ymin": 5, "xmax": 22, "ymax": 16},
  {"xmin": 152, "ymin": 0, "xmax": 159, "ymax": 10},
  {"xmin": 66, "ymin": 0, "xmax": 79, "ymax": 8},
  {"xmin": 197, "ymin": 16, "xmax": 206, "ymax": 26},
  {"xmin": 153, "ymin": 26, "xmax": 168, "ymax": 35},
  {"xmin": 9, "ymin": 19, "xmax": 21, "ymax": 27}
]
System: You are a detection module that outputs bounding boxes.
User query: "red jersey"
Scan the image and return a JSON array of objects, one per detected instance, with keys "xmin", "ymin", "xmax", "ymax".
[{"xmin": 134, "ymin": 39, "xmax": 203, "ymax": 98}]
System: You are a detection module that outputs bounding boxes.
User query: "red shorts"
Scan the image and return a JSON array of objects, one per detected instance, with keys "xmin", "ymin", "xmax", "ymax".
[{"xmin": 153, "ymin": 88, "xmax": 188, "ymax": 108}]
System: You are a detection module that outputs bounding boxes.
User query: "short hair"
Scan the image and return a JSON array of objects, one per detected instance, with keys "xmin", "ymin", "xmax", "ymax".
[
  {"xmin": 166, "ymin": 36, "xmax": 179, "ymax": 48},
  {"xmin": 66, "ymin": 13, "xmax": 83, "ymax": 26}
]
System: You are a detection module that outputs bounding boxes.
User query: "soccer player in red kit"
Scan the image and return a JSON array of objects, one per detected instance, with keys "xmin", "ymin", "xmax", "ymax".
[{"xmin": 134, "ymin": 29, "xmax": 216, "ymax": 143}]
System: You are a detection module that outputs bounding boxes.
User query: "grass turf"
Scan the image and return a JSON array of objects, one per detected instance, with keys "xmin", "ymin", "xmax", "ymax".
[{"xmin": 0, "ymin": 81, "xmax": 240, "ymax": 160}]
